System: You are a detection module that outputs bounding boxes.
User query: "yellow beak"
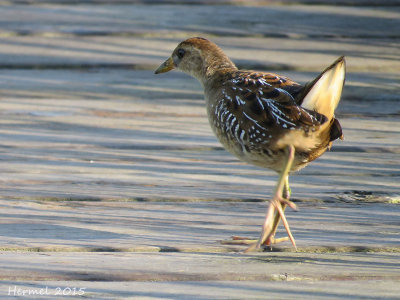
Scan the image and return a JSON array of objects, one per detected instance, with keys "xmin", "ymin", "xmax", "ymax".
[{"xmin": 154, "ymin": 57, "xmax": 175, "ymax": 74}]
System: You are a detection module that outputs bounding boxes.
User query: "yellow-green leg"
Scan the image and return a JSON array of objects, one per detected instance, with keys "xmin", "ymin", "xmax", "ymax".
[
  {"xmin": 265, "ymin": 176, "xmax": 291, "ymax": 246},
  {"xmin": 245, "ymin": 145, "xmax": 297, "ymax": 252}
]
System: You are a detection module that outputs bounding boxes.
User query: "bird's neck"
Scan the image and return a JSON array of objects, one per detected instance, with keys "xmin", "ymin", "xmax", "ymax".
[
  {"xmin": 205, "ymin": 55, "xmax": 236, "ymax": 76},
  {"xmin": 202, "ymin": 66, "xmax": 236, "ymax": 111},
  {"xmin": 202, "ymin": 67, "xmax": 234, "ymax": 91},
  {"xmin": 196, "ymin": 54, "xmax": 237, "ymax": 87}
]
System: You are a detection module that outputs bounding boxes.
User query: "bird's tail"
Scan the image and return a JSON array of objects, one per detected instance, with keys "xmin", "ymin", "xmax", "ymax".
[{"xmin": 300, "ymin": 56, "xmax": 346, "ymax": 121}]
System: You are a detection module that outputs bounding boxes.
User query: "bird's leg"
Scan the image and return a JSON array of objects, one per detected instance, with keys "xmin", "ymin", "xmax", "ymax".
[
  {"xmin": 245, "ymin": 145, "xmax": 297, "ymax": 252},
  {"xmin": 220, "ymin": 178, "xmax": 292, "ymax": 246},
  {"xmin": 264, "ymin": 176, "xmax": 291, "ymax": 246}
]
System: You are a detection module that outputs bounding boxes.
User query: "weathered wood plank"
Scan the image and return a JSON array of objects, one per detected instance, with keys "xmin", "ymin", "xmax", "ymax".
[
  {"xmin": 0, "ymin": 251, "xmax": 399, "ymax": 298},
  {"xmin": 0, "ymin": 35, "xmax": 398, "ymax": 73},
  {"xmin": 0, "ymin": 3, "xmax": 398, "ymax": 73},
  {"xmin": 0, "ymin": 251, "xmax": 400, "ymax": 281},
  {"xmin": 0, "ymin": 4, "xmax": 398, "ymax": 38},
  {"xmin": 0, "ymin": 199, "xmax": 399, "ymax": 251}
]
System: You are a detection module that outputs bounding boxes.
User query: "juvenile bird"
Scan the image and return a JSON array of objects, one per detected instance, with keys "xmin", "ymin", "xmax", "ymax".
[{"xmin": 155, "ymin": 37, "xmax": 345, "ymax": 251}]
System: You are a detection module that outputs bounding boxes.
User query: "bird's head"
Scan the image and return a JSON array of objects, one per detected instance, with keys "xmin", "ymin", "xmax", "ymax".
[{"xmin": 155, "ymin": 37, "xmax": 236, "ymax": 84}]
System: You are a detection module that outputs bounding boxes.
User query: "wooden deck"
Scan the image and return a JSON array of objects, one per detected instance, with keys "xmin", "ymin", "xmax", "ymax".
[{"xmin": 0, "ymin": 1, "xmax": 399, "ymax": 299}]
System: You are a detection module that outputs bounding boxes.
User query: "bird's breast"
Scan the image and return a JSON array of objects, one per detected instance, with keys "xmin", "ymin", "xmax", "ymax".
[{"xmin": 206, "ymin": 98, "xmax": 280, "ymax": 169}]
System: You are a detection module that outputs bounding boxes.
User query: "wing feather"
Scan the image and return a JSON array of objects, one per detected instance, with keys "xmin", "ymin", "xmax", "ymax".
[{"xmin": 222, "ymin": 71, "xmax": 327, "ymax": 134}]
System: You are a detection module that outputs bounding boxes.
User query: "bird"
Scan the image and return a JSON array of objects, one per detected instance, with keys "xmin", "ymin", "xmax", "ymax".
[{"xmin": 155, "ymin": 37, "xmax": 345, "ymax": 252}]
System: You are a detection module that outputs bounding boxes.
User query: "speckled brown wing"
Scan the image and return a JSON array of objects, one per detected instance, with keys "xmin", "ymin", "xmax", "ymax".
[
  {"xmin": 221, "ymin": 71, "xmax": 328, "ymax": 136},
  {"xmin": 254, "ymin": 72, "xmax": 304, "ymax": 99},
  {"xmin": 260, "ymin": 71, "xmax": 343, "ymax": 142}
]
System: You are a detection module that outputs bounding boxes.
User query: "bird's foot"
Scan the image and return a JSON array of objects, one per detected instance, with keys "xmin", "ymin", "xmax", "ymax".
[
  {"xmin": 242, "ymin": 236, "xmax": 291, "ymax": 253},
  {"xmin": 220, "ymin": 236, "xmax": 257, "ymax": 245},
  {"xmin": 220, "ymin": 235, "xmax": 289, "ymax": 248},
  {"xmin": 266, "ymin": 236, "xmax": 290, "ymax": 245},
  {"xmin": 244, "ymin": 193, "xmax": 297, "ymax": 253}
]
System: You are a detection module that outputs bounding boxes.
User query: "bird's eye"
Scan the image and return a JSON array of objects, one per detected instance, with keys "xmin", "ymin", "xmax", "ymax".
[{"xmin": 177, "ymin": 48, "xmax": 185, "ymax": 59}]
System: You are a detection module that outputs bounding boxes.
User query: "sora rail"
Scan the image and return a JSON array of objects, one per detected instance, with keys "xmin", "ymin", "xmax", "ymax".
[{"xmin": 155, "ymin": 37, "xmax": 345, "ymax": 251}]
